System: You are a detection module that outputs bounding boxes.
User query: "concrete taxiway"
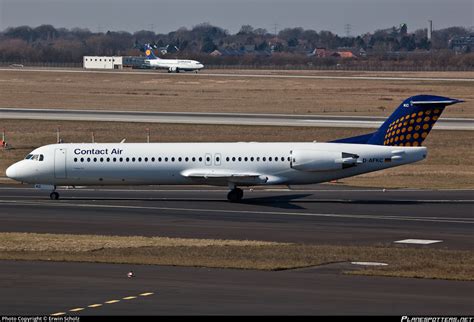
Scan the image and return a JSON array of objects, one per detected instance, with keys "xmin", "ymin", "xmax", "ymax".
[
  {"xmin": 0, "ymin": 184, "xmax": 472, "ymax": 315},
  {"xmin": 1, "ymin": 108, "xmax": 473, "ymax": 130}
]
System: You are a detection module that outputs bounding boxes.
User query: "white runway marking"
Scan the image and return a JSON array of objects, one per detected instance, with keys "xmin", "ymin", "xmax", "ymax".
[
  {"xmin": 394, "ymin": 239, "xmax": 443, "ymax": 245},
  {"xmin": 0, "ymin": 199, "xmax": 472, "ymax": 224},
  {"xmin": 351, "ymin": 262, "xmax": 388, "ymax": 266}
]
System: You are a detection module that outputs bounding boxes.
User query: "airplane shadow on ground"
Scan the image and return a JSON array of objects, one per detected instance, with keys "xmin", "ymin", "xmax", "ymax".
[{"xmin": 57, "ymin": 193, "xmax": 448, "ymax": 211}]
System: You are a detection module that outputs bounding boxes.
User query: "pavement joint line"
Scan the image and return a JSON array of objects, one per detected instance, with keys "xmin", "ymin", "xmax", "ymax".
[
  {"xmin": 123, "ymin": 296, "xmax": 137, "ymax": 300},
  {"xmin": 88, "ymin": 304, "xmax": 103, "ymax": 308},
  {"xmin": 105, "ymin": 299, "xmax": 120, "ymax": 304},
  {"xmin": 50, "ymin": 312, "xmax": 66, "ymax": 316},
  {"xmin": 0, "ymin": 199, "xmax": 473, "ymax": 224},
  {"xmin": 140, "ymin": 292, "xmax": 154, "ymax": 296}
]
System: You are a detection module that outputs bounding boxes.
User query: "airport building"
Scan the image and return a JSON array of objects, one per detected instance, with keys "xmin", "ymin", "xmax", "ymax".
[{"xmin": 83, "ymin": 56, "xmax": 123, "ymax": 69}]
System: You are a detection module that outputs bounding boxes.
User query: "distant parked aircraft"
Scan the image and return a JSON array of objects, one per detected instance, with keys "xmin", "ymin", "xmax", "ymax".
[{"xmin": 142, "ymin": 43, "xmax": 204, "ymax": 73}]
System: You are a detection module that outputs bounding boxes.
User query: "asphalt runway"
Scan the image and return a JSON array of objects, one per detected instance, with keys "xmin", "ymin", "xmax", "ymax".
[
  {"xmin": 0, "ymin": 184, "xmax": 472, "ymax": 249},
  {"xmin": 2, "ymin": 67, "xmax": 474, "ymax": 82},
  {"xmin": 0, "ymin": 184, "xmax": 472, "ymax": 315},
  {"xmin": 1, "ymin": 108, "xmax": 472, "ymax": 130}
]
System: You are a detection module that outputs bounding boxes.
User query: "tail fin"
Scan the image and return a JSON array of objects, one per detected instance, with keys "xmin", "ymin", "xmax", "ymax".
[
  {"xmin": 143, "ymin": 43, "xmax": 158, "ymax": 60},
  {"xmin": 333, "ymin": 95, "xmax": 463, "ymax": 146}
]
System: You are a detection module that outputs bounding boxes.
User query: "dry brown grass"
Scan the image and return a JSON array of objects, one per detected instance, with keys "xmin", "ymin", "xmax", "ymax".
[
  {"xmin": 0, "ymin": 232, "xmax": 285, "ymax": 252},
  {"xmin": 1, "ymin": 119, "xmax": 472, "ymax": 188},
  {"xmin": 0, "ymin": 233, "xmax": 472, "ymax": 281},
  {"xmin": 0, "ymin": 69, "xmax": 472, "ymax": 117}
]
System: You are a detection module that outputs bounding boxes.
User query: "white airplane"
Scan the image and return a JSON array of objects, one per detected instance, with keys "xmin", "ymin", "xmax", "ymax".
[
  {"xmin": 143, "ymin": 44, "xmax": 204, "ymax": 73},
  {"xmin": 6, "ymin": 95, "xmax": 462, "ymax": 201}
]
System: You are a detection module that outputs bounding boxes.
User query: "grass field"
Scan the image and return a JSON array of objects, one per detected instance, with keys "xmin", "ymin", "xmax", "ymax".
[
  {"xmin": 1, "ymin": 119, "xmax": 473, "ymax": 188},
  {"xmin": 0, "ymin": 232, "xmax": 472, "ymax": 281},
  {"xmin": 0, "ymin": 69, "xmax": 473, "ymax": 117}
]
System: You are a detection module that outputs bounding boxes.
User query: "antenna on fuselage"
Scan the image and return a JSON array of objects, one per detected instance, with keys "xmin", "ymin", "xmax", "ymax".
[{"xmin": 120, "ymin": 138, "xmax": 126, "ymax": 143}]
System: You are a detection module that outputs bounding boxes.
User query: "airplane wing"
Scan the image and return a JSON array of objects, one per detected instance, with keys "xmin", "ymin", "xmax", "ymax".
[{"xmin": 181, "ymin": 170, "xmax": 271, "ymax": 186}]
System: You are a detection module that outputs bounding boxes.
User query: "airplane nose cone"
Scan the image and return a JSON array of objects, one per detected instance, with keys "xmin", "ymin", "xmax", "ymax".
[{"xmin": 6, "ymin": 164, "xmax": 17, "ymax": 179}]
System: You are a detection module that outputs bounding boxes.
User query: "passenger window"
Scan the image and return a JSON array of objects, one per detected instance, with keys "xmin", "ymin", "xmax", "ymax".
[
  {"xmin": 171, "ymin": 157, "xmax": 175, "ymax": 162},
  {"xmin": 151, "ymin": 157, "xmax": 155, "ymax": 162},
  {"xmin": 226, "ymin": 157, "xmax": 229, "ymax": 162},
  {"xmin": 126, "ymin": 157, "xmax": 129, "ymax": 162},
  {"xmin": 281, "ymin": 157, "xmax": 284, "ymax": 161},
  {"xmin": 100, "ymin": 158, "xmax": 104, "ymax": 162},
  {"xmin": 244, "ymin": 157, "xmax": 248, "ymax": 162},
  {"xmin": 74, "ymin": 158, "xmax": 78, "ymax": 162},
  {"xmin": 199, "ymin": 157, "xmax": 203, "ymax": 162},
  {"xmin": 87, "ymin": 158, "xmax": 91, "ymax": 162},
  {"xmin": 250, "ymin": 157, "xmax": 254, "ymax": 161},
  {"xmin": 145, "ymin": 157, "xmax": 148, "ymax": 162},
  {"xmin": 263, "ymin": 157, "xmax": 266, "ymax": 161},
  {"xmin": 192, "ymin": 157, "xmax": 196, "ymax": 162},
  {"xmin": 80, "ymin": 157, "xmax": 84, "ymax": 162},
  {"xmin": 120, "ymin": 158, "xmax": 123, "ymax": 162},
  {"xmin": 165, "ymin": 157, "xmax": 169, "ymax": 162},
  {"xmin": 216, "ymin": 157, "xmax": 220, "ymax": 162},
  {"xmin": 238, "ymin": 157, "xmax": 242, "ymax": 162},
  {"xmin": 232, "ymin": 157, "xmax": 236, "ymax": 162},
  {"xmin": 132, "ymin": 157, "xmax": 136, "ymax": 162},
  {"xmin": 158, "ymin": 157, "xmax": 162, "ymax": 162},
  {"xmin": 138, "ymin": 157, "xmax": 142, "ymax": 162},
  {"xmin": 269, "ymin": 157, "xmax": 272, "ymax": 161},
  {"xmin": 185, "ymin": 157, "xmax": 189, "ymax": 162},
  {"xmin": 257, "ymin": 157, "xmax": 260, "ymax": 161},
  {"xmin": 178, "ymin": 157, "xmax": 182, "ymax": 162},
  {"xmin": 93, "ymin": 158, "xmax": 97, "ymax": 162},
  {"xmin": 113, "ymin": 158, "xmax": 116, "ymax": 162}
]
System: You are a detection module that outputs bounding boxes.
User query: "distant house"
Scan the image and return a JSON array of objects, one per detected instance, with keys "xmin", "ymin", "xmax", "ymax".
[
  {"xmin": 209, "ymin": 50, "xmax": 222, "ymax": 57},
  {"xmin": 331, "ymin": 51, "xmax": 357, "ymax": 58},
  {"xmin": 449, "ymin": 35, "xmax": 474, "ymax": 54},
  {"xmin": 211, "ymin": 48, "xmax": 245, "ymax": 56},
  {"xmin": 315, "ymin": 47, "xmax": 330, "ymax": 58}
]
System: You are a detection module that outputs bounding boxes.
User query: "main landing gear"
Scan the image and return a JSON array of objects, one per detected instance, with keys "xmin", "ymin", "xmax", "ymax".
[
  {"xmin": 49, "ymin": 188, "xmax": 60, "ymax": 200},
  {"xmin": 227, "ymin": 187, "xmax": 243, "ymax": 202}
]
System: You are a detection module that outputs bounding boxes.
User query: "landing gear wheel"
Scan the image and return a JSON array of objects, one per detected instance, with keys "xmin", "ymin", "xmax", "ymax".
[
  {"xmin": 176, "ymin": 68, "xmax": 180, "ymax": 73},
  {"xmin": 50, "ymin": 192, "xmax": 59, "ymax": 200},
  {"xmin": 227, "ymin": 188, "xmax": 243, "ymax": 202}
]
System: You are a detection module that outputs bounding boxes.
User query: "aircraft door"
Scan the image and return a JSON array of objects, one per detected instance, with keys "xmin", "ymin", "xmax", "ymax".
[
  {"xmin": 205, "ymin": 153, "xmax": 212, "ymax": 166},
  {"xmin": 54, "ymin": 148, "xmax": 67, "ymax": 179},
  {"xmin": 214, "ymin": 153, "xmax": 221, "ymax": 166}
]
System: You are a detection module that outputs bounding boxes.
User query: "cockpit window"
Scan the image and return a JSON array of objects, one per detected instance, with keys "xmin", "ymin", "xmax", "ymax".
[{"xmin": 26, "ymin": 154, "xmax": 44, "ymax": 161}]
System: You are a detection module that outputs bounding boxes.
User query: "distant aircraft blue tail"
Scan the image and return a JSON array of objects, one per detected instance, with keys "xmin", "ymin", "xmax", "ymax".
[
  {"xmin": 332, "ymin": 95, "xmax": 463, "ymax": 146},
  {"xmin": 143, "ymin": 44, "xmax": 158, "ymax": 59}
]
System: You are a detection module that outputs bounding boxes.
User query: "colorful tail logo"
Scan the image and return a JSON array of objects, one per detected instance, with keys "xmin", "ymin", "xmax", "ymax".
[
  {"xmin": 368, "ymin": 95, "xmax": 463, "ymax": 146},
  {"xmin": 332, "ymin": 95, "xmax": 463, "ymax": 146},
  {"xmin": 143, "ymin": 44, "xmax": 157, "ymax": 59}
]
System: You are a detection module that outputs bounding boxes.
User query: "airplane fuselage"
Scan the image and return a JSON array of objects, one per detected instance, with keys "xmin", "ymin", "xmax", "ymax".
[
  {"xmin": 7, "ymin": 142, "xmax": 427, "ymax": 187},
  {"xmin": 145, "ymin": 58, "xmax": 204, "ymax": 72}
]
